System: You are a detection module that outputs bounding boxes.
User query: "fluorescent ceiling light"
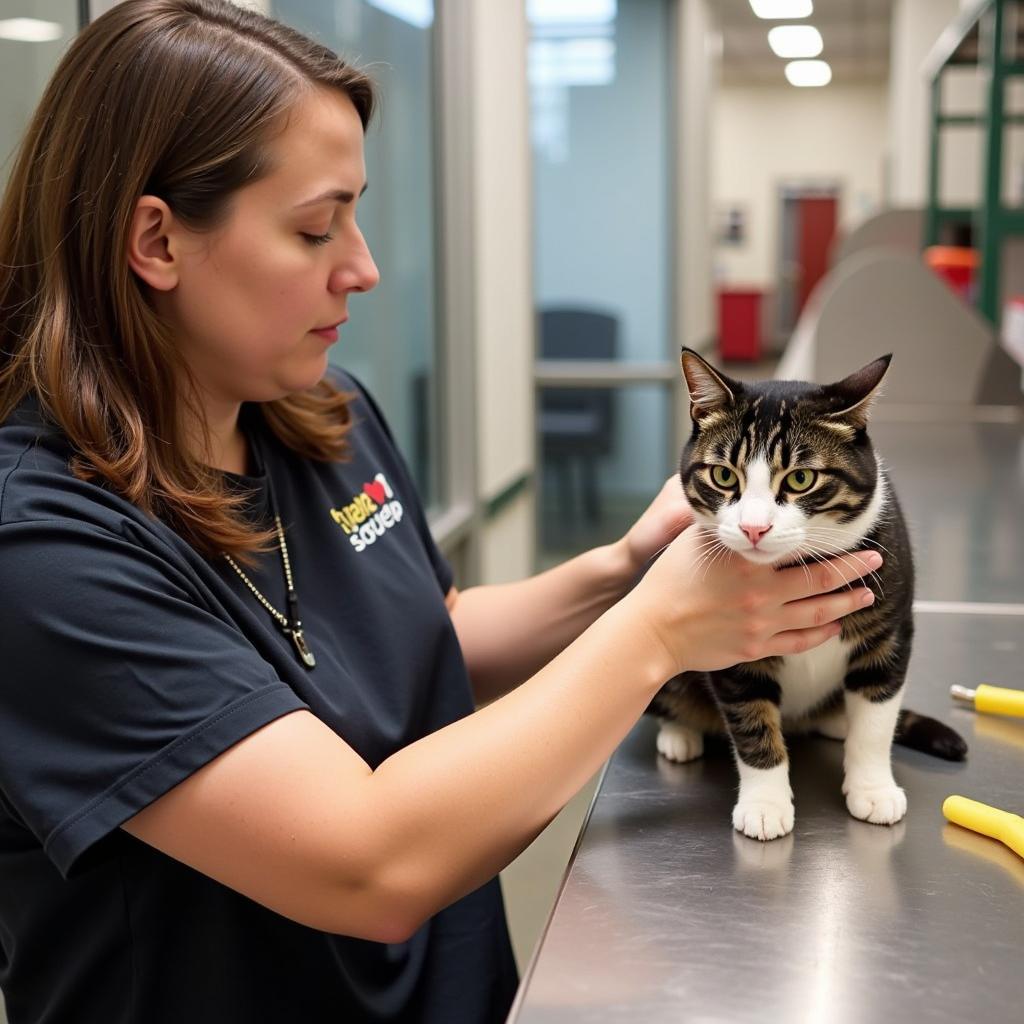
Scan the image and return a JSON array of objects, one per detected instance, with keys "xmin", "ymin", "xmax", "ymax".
[
  {"xmin": 528, "ymin": 0, "xmax": 616, "ymax": 25},
  {"xmin": 0, "ymin": 18, "xmax": 63, "ymax": 42},
  {"xmin": 768, "ymin": 25, "xmax": 823, "ymax": 58},
  {"xmin": 785, "ymin": 59, "xmax": 832, "ymax": 86},
  {"xmin": 365, "ymin": 0, "xmax": 433, "ymax": 29},
  {"xmin": 750, "ymin": 1, "xmax": 813, "ymax": 18}
]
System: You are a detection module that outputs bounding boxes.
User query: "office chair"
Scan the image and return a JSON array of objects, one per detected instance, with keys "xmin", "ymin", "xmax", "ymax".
[{"xmin": 538, "ymin": 308, "xmax": 618, "ymax": 524}]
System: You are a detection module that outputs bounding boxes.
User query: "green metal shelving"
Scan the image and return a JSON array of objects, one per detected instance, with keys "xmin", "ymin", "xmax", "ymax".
[{"xmin": 924, "ymin": 0, "xmax": 1024, "ymax": 323}]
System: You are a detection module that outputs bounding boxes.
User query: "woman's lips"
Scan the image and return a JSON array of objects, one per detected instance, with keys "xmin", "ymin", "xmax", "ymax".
[{"xmin": 311, "ymin": 320, "xmax": 344, "ymax": 341}]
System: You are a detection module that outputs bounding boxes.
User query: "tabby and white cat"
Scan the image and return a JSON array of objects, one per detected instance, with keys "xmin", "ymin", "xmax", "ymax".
[{"xmin": 649, "ymin": 348, "xmax": 966, "ymax": 841}]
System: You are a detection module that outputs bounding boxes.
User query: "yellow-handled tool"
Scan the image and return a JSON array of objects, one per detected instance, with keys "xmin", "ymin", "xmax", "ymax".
[
  {"xmin": 951, "ymin": 683, "xmax": 1024, "ymax": 718},
  {"xmin": 942, "ymin": 796, "xmax": 1024, "ymax": 861}
]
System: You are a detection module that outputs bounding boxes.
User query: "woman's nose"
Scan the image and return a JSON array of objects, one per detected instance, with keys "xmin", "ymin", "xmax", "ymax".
[
  {"xmin": 351, "ymin": 247, "xmax": 380, "ymax": 293},
  {"xmin": 330, "ymin": 236, "xmax": 380, "ymax": 295}
]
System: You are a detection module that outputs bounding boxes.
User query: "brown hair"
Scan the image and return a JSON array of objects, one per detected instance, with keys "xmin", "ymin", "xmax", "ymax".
[{"xmin": 0, "ymin": 0, "xmax": 376, "ymax": 568}]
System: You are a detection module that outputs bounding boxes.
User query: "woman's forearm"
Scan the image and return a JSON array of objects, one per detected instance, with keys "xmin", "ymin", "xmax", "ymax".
[
  {"xmin": 367, "ymin": 592, "xmax": 668, "ymax": 936},
  {"xmin": 449, "ymin": 539, "xmax": 639, "ymax": 704}
]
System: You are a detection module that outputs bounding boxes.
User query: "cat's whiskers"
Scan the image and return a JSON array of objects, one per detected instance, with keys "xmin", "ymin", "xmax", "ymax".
[
  {"xmin": 797, "ymin": 542, "xmax": 886, "ymax": 598},
  {"xmin": 797, "ymin": 528, "xmax": 891, "ymax": 593},
  {"xmin": 799, "ymin": 547, "xmax": 870, "ymax": 600},
  {"xmin": 688, "ymin": 532, "xmax": 731, "ymax": 581},
  {"xmin": 690, "ymin": 541, "xmax": 727, "ymax": 582},
  {"xmin": 801, "ymin": 525, "xmax": 897, "ymax": 561},
  {"xmin": 802, "ymin": 536, "xmax": 888, "ymax": 595},
  {"xmin": 699, "ymin": 541, "xmax": 731, "ymax": 583},
  {"xmin": 645, "ymin": 529, "xmax": 721, "ymax": 568},
  {"xmin": 685, "ymin": 536, "xmax": 726, "ymax": 568},
  {"xmin": 788, "ymin": 549, "xmax": 814, "ymax": 590}
]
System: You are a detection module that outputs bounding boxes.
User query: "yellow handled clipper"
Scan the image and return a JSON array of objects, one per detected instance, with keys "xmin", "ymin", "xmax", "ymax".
[
  {"xmin": 942, "ymin": 796, "xmax": 1024, "ymax": 861},
  {"xmin": 951, "ymin": 684, "xmax": 1024, "ymax": 718}
]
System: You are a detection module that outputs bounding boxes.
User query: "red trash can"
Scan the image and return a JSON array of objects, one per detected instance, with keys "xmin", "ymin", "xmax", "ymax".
[{"xmin": 717, "ymin": 288, "xmax": 762, "ymax": 361}]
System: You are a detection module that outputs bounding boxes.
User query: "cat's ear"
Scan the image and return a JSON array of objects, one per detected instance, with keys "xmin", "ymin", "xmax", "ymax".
[
  {"xmin": 680, "ymin": 347, "xmax": 738, "ymax": 423},
  {"xmin": 823, "ymin": 354, "xmax": 891, "ymax": 429}
]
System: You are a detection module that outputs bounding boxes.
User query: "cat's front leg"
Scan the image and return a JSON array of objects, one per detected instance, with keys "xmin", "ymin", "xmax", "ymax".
[
  {"xmin": 720, "ymin": 694, "xmax": 794, "ymax": 841},
  {"xmin": 656, "ymin": 720, "xmax": 704, "ymax": 763},
  {"xmin": 842, "ymin": 688, "xmax": 907, "ymax": 825}
]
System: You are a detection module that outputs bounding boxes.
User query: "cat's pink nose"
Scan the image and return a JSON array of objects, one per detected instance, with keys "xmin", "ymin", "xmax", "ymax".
[{"xmin": 741, "ymin": 524, "xmax": 772, "ymax": 546}]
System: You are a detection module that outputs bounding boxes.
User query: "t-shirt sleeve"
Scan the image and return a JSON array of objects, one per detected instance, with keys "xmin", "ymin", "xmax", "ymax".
[
  {"xmin": 329, "ymin": 367, "xmax": 454, "ymax": 595},
  {"xmin": 0, "ymin": 519, "xmax": 309, "ymax": 879}
]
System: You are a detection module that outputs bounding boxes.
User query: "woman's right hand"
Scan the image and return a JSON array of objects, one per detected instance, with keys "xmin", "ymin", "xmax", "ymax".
[{"xmin": 624, "ymin": 524, "xmax": 882, "ymax": 677}]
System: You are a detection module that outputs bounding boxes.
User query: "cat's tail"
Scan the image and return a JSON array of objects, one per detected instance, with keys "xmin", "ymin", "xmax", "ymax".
[{"xmin": 894, "ymin": 709, "xmax": 968, "ymax": 761}]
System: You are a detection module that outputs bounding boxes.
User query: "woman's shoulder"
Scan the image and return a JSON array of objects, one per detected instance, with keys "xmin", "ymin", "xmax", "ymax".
[{"xmin": 0, "ymin": 398, "xmax": 178, "ymax": 551}]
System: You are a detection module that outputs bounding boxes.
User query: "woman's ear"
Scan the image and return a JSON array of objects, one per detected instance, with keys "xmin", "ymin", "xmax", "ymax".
[{"xmin": 127, "ymin": 195, "xmax": 181, "ymax": 292}]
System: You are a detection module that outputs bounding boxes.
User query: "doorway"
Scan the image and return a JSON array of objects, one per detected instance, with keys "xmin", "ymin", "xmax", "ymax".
[{"xmin": 777, "ymin": 185, "xmax": 839, "ymax": 339}]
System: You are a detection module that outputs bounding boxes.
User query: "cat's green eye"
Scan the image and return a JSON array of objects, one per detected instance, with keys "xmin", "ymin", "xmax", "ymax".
[
  {"xmin": 711, "ymin": 465, "xmax": 738, "ymax": 488},
  {"xmin": 785, "ymin": 468, "xmax": 817, "ymax": 493}
]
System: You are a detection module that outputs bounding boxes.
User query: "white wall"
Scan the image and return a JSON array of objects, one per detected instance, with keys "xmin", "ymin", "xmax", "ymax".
[
  {"xmin": 675, "ymin": 0, "xmax": 717, "ymax": 355},
  {"xmin": 887, "ymin": 0, "xmax": 962, "ymax": 206},
  {"xmin": 472, "ymin": 0, "xmax": 533, "ymax": 505},
  {"xmin": 887, "ymin": 0, "xmax": 1024, "ymax": 212},
  {"xmin": 711, "ymin": 82, "xmax": 888, "ymax": 291},
  {"xmin": 470, "ymin": 0, "xmax": 535, "ymax": 582}
]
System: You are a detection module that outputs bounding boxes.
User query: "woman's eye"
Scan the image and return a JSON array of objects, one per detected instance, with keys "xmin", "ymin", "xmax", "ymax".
[
  {"xmin": 711, "ymin": 465, "xmax": 738, "ymax": 488},
  {"xmin": 301, "ymin": 231, "xmax": 335, "ymax": 247},
  {"xmin": 785, "ymin": 469, "xmax": 817, "ymax": 492}
]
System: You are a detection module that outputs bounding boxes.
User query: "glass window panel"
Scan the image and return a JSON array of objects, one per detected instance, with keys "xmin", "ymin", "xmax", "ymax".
[
  {"xmin": 537, "ymin": 382, "xmax": 673, "ymax": 568},
  {"xmin": 0, "ymin": 1, "xmax": 80, "ymax": 194},
  {"xmin": 529, "ymin": 0, "xmax": 671, "ymax": 364},
  {"xmin": 271, "ymin": 0, "xmax": 440, "ymax": 510}
]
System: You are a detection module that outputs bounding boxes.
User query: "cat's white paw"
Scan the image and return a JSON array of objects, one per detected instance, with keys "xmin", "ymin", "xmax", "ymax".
[
  {"xmin": 732, "ymin": 799, "xmax": 795, "ymax": 841},
  {"xmin": 844, "ymin": 783, "xmax": 907, "ymax": 825},
  {"xmin": 656, "ymin": 722, "xmax": 704, "ymax": 763}
]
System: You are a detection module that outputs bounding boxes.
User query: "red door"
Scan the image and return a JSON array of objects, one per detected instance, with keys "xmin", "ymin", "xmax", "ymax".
[{"xmin": 796, "ymin": 196, "xmax": 837, "ymax": 314}]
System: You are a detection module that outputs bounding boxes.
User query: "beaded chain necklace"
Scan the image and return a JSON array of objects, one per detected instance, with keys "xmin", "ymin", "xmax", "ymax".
[{"xmin": 220, "ymin": 427, "xmax": 316, "ymax": 669}]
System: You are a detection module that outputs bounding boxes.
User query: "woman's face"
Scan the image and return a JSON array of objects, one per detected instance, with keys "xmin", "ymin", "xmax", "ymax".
[{"xmin": 149, "ymin": 86, "xmax": 379, "ymax": 405}]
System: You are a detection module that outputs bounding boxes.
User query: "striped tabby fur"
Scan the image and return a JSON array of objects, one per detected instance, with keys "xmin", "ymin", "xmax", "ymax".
[{"xmin": 648, "ymin": 348, "xmax": 966, "ymax": 841}]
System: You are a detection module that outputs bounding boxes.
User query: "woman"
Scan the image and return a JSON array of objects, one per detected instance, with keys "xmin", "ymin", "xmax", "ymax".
[{"xmin": 0, "ymin": 2, "xmax": 879, "ymax": 1022}]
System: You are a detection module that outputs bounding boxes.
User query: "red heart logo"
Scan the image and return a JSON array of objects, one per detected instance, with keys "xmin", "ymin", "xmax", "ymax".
[{"xmin": 363, "ymin": 481, "xmax": 386, "ymax": 504}]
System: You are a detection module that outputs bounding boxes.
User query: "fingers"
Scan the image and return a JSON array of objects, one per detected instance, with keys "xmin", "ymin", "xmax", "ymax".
[
  {"xmin": 780, "ymin": 586, "xmax": 875, "ymax": 633},
  {"xmin": 764, "ymin": 622, "xmax": 843, "ymax": 658},
  {"xmin": 778, "ymin": 550, "xmax": 882, "ymax": 602}
]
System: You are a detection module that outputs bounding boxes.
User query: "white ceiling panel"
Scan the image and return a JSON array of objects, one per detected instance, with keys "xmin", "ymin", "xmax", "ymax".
[{"xmin": 713, "ymin": 0, "xmax": 894, "ymax": 85}]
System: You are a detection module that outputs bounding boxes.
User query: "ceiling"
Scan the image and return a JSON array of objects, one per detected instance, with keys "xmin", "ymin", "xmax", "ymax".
[{"xmin": 712, "ymin": 0, "xmax": 894, "ymax": 86}]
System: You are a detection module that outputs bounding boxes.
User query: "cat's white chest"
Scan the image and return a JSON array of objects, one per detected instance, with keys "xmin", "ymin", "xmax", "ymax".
[{"xmin": 776, "ymin": 634, "xmax": 852, "ymax": 720}]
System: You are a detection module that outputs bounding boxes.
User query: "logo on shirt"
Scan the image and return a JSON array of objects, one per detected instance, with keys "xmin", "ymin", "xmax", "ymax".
[{"xmin": 329, "ymin": 472, "xmax": 404, "ymax": 553}]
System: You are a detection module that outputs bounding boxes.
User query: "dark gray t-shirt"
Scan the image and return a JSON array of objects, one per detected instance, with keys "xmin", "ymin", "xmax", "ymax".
[{"xmin": 0, "ymin": 368, "xmax": 518, "ymax": 1023}]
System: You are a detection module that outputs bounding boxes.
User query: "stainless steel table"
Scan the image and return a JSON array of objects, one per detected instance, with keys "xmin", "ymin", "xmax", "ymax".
[{"xmin": 509, "ymin": 416, "xmax": 1024, "ymax": 1024}]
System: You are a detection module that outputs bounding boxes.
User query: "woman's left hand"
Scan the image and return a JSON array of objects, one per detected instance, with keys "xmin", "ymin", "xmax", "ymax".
[{"xmin": 619, "ymin": 474, "xmax": 694, "ymax": 576}]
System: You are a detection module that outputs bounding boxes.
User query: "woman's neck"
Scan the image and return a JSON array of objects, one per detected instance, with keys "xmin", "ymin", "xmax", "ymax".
[
  {"xmin": 183, "ymin": 401, "xmax": 253, "ymax": 476},
  {"xmin": 217, "ymin": 427, "xmax": 254, "ymax": 476}
]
